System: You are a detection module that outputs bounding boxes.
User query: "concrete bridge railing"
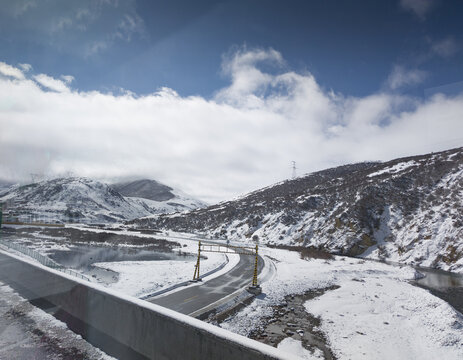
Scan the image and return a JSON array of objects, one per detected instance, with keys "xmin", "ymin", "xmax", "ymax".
[{"xmin": 0, "ymin": 249, "xmax": 292, "ymax": 360}]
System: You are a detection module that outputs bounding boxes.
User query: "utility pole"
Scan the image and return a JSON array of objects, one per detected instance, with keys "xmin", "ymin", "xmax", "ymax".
[{"xmin": 292, "ymin": 161, "xmax": 297, "ymax": 179}]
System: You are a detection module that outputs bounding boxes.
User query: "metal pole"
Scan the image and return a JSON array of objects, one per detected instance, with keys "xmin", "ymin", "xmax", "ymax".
[
  {"xmin": 193, "ymin": 241, "xmax": 201, "ymax": 281},
  {"xmin": 196, "ymin": 241, "xmax": 201, "ymax": 280}
]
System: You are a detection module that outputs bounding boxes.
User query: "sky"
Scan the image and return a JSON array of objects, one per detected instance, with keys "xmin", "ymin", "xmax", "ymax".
[{"xmin": 0, "ymin": 0, "xmax": 463, "ymax": 203}]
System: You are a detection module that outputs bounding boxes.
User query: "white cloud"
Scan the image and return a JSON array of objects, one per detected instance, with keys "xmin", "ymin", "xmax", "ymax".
[
  {"xmin": 18, "ymin": 63, "xmax": 32, "ymax": 72},
  {"xmin": 51, "ymin": 16, "xmax": 74, "ymax": 32},
  {"xmin": 33, "ymin": 74, "xmax": 71, "ymax": 92},
  {"xmin": 386, "ymin": 65, "xmax": 427, "ymax": 90},
  {"xmin": 2, "ymin": 1, "xmax": 144, "ymax": 58},
  {"xmin": 1, "ymin": 50, "xmax": 463, "ymax": 203},
  {"xmin": 60, "ymin": 75, "xmax": 75, "ymax": 84},
  {"xmin": 12, "ymin": 0, "xmax": 37, "ymax": 17},
  {"xmin": 83, "ymin": 12, "xmax": 145, "ymax": 57},
  {"xmin": 85, "ymin": 40, "xmax": 110, "ymax": 57},
  {"xmin": 216, "ymin": 47, "xmax": 286, "ymax": 106},
  {"xmin": 400, "ymin": 0, "xmax": 434, "ymax": 20},
  {"xmin": 0, "ymin": 62, "xmax": 25, "ymax": 79},
  {"xmin": 431, "ymin": 37, "xmax": 458, "ymax": 58},
  {"xmin": 115, "ymin": 14, "xmax": 145, "ymax": 41}
]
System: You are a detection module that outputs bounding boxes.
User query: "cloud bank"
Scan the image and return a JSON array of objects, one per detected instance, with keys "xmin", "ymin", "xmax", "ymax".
[{"xmin": 1, "ymin": 48, "xmax": 463, "ymax": 202}]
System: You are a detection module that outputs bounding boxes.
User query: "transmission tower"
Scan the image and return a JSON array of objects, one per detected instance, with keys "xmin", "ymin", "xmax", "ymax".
[{"xmin": 292, "ymin": 161, "xmax": 297, "ymax": 179}]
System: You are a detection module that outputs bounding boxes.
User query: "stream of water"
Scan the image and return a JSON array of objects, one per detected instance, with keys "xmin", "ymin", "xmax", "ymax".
[{"xmin": 412, "ymin": 266, "xmax": 463, "ymax": 314}]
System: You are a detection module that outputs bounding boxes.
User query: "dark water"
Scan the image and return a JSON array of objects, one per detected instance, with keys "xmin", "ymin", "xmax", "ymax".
[
  {"xmin": 48, "ymin": 244, "xmax": 183, "ymax": 268},
  {"xmin": 413, "ymin": 267, "xmax": 463, "ymax": 314},
  {"xmin": 47, "ymin": 244, "xmax": 193, "ymax": 283},
  {"xmin": 414, "ymin": 267, "xmax": 463, "ymax": 289}
]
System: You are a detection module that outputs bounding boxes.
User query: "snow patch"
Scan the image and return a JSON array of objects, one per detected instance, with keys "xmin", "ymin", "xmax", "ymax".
[
  {"xmin": 277, "ymin": 337, "xmax": 324, "ymax": 360},
  {"xmin": 367, "ymin": 160, "xmax": 418, "ymax": 177}
]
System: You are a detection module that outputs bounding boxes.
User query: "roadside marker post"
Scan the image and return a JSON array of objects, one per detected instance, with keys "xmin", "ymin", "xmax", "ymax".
[
  {"xmin": 252, "ymin": 244, "xmax": 259, "ymax": 287},
  {"xmin": 247, "ymin": 244, "xmax": 261, "ymax": 295},
  {"xmin": 192, "ymin": 241, "xmax": 201, "ymax": 281}
]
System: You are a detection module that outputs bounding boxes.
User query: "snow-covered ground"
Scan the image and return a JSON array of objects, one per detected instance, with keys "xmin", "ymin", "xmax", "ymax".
[
  {"xmin": 277, "ymin": 338, "xmax": 323, "ymax": 360},
  {"xmin": 306, "ymin": 273, "xmax": 463, "ymax": 359},
  {"xmin": 222, "ymin": 247, "xmax": 463, "ymax": 360},
  {"xmin": 367, "ymin": 160, "xmax": 418, "ymax": 177}
]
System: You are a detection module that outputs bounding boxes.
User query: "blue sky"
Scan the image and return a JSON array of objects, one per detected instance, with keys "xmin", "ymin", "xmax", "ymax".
[
  {"xmin": 1, "ymin": 0, "xmax": 462, "ymax": 97},
  {"xmin": 0, "ymin": 0, "xmax": 463, "ymax": 202}
]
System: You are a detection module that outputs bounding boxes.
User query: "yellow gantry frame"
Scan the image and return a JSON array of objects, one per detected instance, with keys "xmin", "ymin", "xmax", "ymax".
[{"xmin": 192, "ymin": 241, "xmax": 259, "ymax": 287}]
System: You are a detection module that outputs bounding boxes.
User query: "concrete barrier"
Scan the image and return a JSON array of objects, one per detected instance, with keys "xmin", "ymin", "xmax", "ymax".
[{"xmin": 0, "ymin": 250, "xmax": 290, "ymax": 360}]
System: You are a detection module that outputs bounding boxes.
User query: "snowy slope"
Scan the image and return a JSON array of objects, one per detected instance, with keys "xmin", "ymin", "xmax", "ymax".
[
  {"xmin": 132, "ymin": 147, "xmax": 463, "ymax": 272},
  {"xmin": 1, "ymin": 177, "xmax": 207, "ymax": 223},
  {"xmin": 0, "ymin": 177, "xmax": 153, "ymax": 223}
]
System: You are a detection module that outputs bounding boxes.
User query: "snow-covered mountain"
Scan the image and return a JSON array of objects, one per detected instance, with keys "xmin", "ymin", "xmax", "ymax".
[
  {"xmin": 110, "ymin": 179, "xmax": 206, "ymax": 214},
  {"xmin": 132, "ymin": 147, "xmax": 463, "ymax": 273},
  {"xmin": 0, "ymin": 177, "xmax": 205, "ymax": 223},
  {"xmin": 0, "ymin": 177, "xmax": 151, "ymax": 223}
]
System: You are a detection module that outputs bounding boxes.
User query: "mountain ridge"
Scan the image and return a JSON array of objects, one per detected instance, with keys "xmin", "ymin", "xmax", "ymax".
[
  {"xmin": 0, "ymin": 177, "xmax": 205, "ymax": 223},
  {"xmin": 130, "ymin": 147, "xmax": 463, "ymax": 272}
]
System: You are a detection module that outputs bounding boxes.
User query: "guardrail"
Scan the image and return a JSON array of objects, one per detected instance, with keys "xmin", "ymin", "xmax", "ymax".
[{"xmin": 0, "ymin": 240, "xmax": 90, "ymax": 282}]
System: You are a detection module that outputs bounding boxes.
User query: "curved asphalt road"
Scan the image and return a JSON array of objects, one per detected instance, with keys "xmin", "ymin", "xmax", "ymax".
[{"xmin": 147, "ymin": 253, "xmax": 264, "ymax": 315}]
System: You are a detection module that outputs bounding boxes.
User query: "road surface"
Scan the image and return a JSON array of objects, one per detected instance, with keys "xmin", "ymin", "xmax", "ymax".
[{"xmin": 148, "ymin": 252, "xmax": 264, "ymax": 315}]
